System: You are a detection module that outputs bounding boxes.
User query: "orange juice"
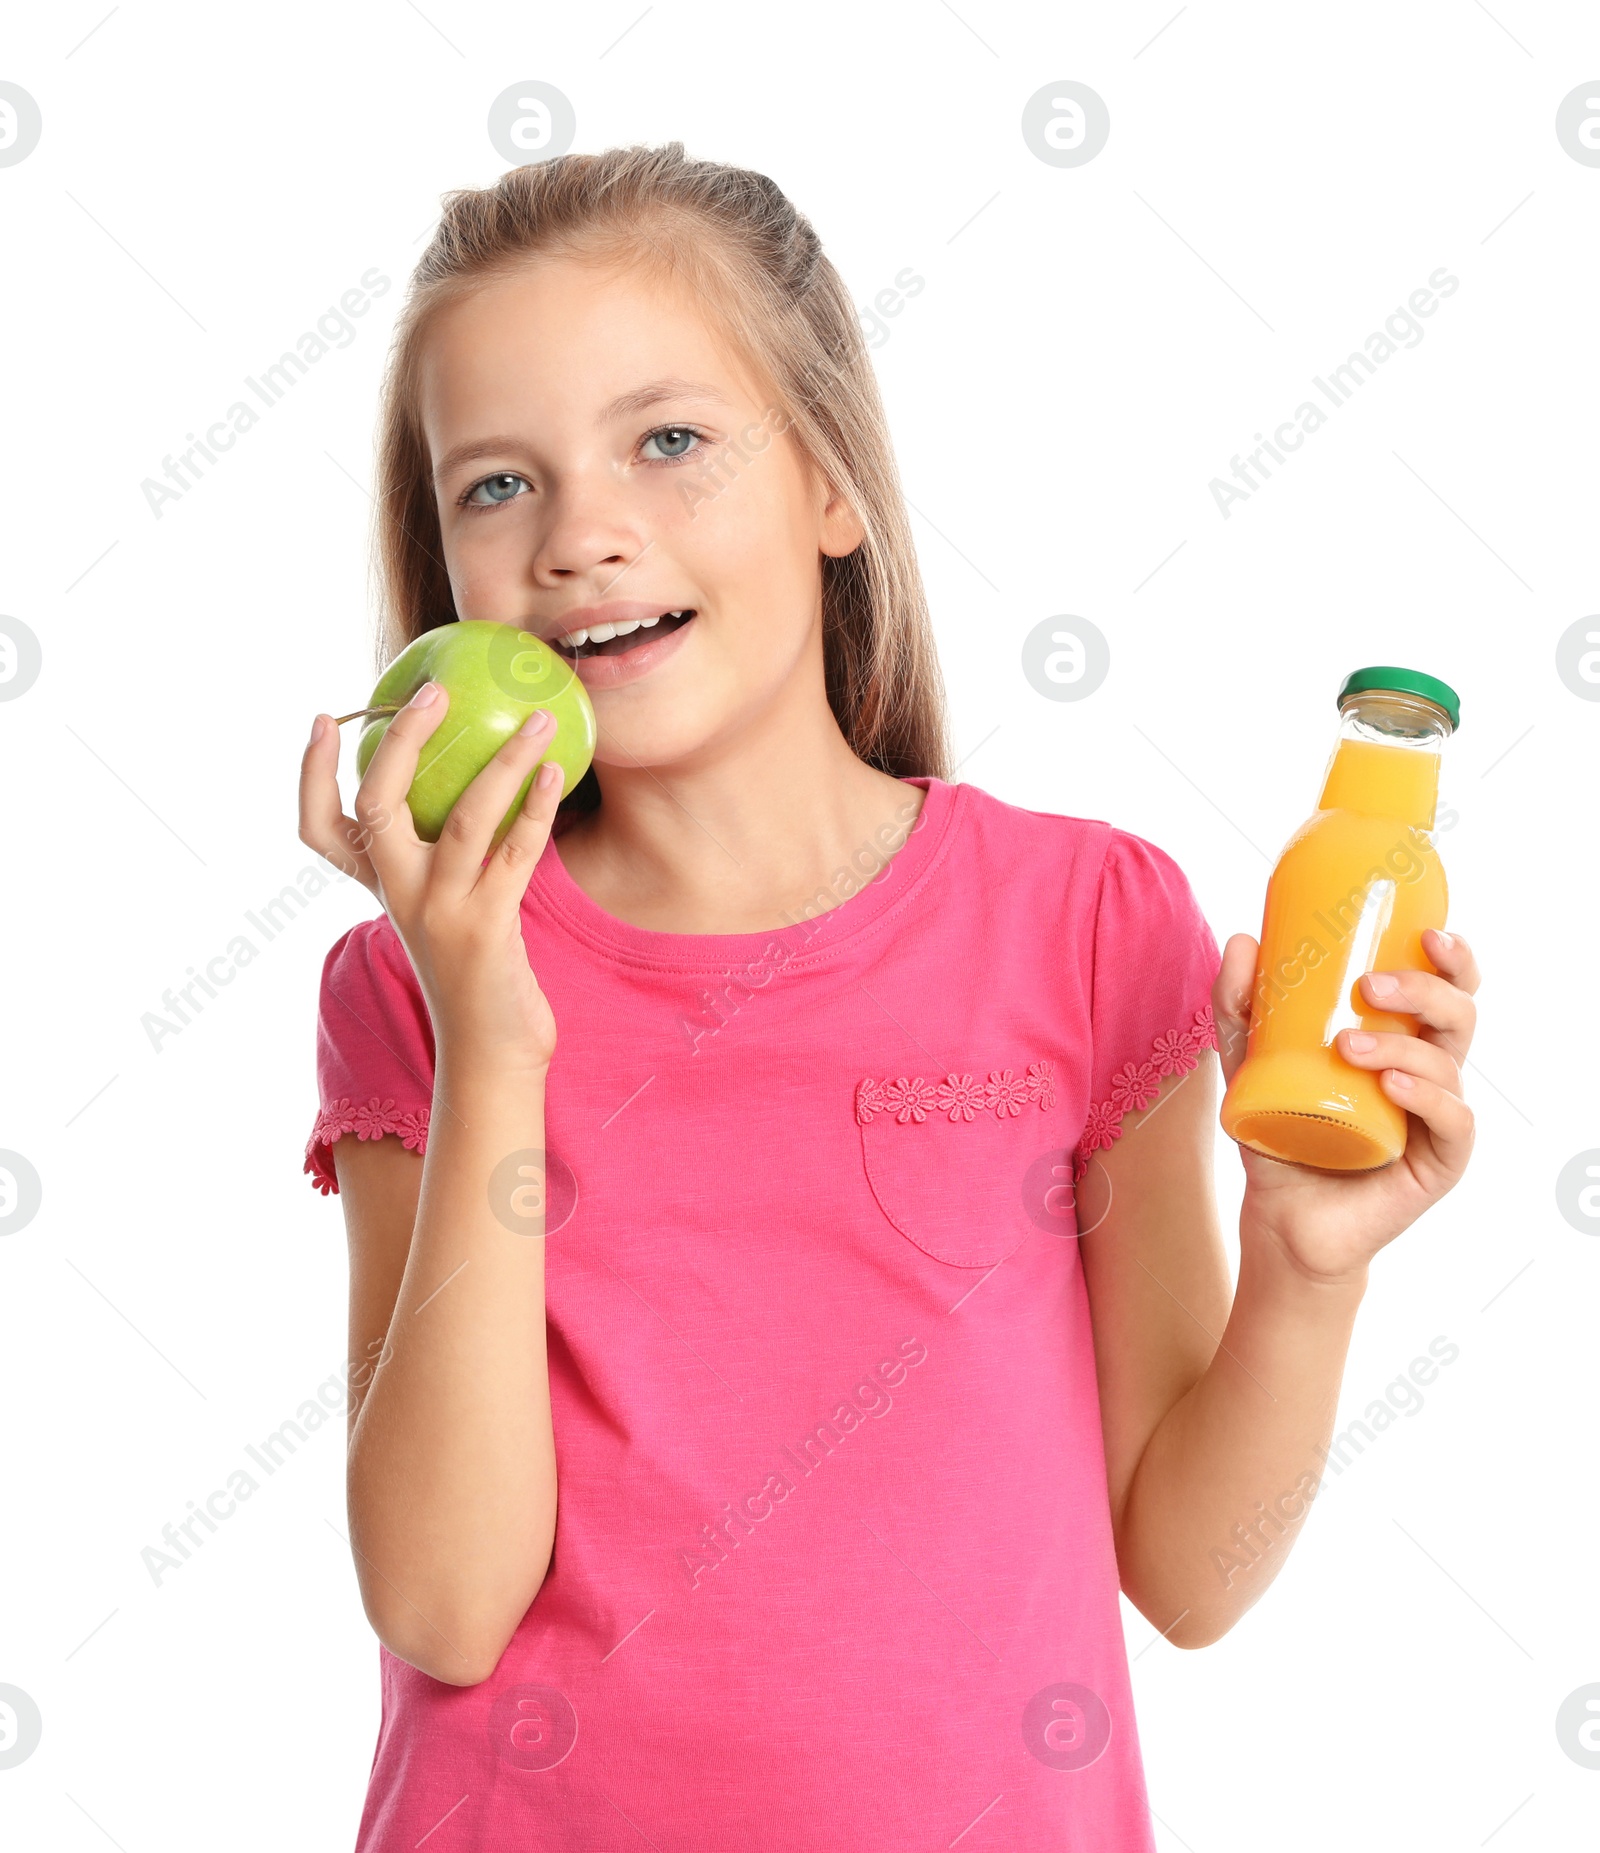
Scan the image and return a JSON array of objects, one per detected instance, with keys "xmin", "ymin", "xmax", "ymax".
[{"xmin": 1220, "ymin": 667, "xmax": 1459, "ymax": 1170}]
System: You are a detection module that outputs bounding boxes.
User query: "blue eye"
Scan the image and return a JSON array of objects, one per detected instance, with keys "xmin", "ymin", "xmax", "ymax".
[
  {"xmin": 641, "ymin": 426, "xmax": 700, "ymax": 461},
  {"xmin": 466, "ymin": 472, "xmax": 529, "ymax": 506}
]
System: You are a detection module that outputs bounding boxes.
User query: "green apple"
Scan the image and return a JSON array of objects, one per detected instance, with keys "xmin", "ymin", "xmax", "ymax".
[{"xmin": 348, "ymin": 620, "xmax": 596, "ymax": 846}]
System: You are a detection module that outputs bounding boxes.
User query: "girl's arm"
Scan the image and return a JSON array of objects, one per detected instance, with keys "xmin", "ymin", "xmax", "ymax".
[
  {"xmin": 1080, "ymin": 926, "xmax": 1478, "ymax": 1647},
  {"xmin": 336, "ymin": 1055, "xmax": 556, "ymax": 1686},
  {"xmin": 300, "ymin": 685, "xmax": 569, "ymax": 1685},
  {"xmin": 1078, "ymin": 1054, "xmax": 1366, "ymax": 1645}
]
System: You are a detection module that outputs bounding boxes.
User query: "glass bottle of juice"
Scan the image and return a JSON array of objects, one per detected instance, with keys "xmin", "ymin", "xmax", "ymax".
[{"xmin": 1219, "ymin": 666, "xmax": 1460, "ymax": 1171}]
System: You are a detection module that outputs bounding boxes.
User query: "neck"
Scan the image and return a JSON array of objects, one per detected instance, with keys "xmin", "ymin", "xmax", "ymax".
[{"xmin": 556, "ymin": 694, "xmax": 925, "ymax": 936}]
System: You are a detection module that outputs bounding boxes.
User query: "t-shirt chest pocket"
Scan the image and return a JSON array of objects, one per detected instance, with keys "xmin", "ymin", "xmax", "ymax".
[{"xmin": 853, "ymin": 1060, "xmax": 1063, "ymax": 1268}]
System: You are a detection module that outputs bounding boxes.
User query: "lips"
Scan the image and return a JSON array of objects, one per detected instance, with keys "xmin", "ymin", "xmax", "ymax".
[
  {"xmin": 539, "ymin": 601, "xmax": 699, "ymax": 693},
  {"xmin": 547, "ymin": 603, "xmax": 697, "ymax": 658}
]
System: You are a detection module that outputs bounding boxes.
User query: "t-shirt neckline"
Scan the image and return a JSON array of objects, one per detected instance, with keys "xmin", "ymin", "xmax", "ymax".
[{"xmin": 529, "ymin": 775, "xmax": 960, "ymax": 974}]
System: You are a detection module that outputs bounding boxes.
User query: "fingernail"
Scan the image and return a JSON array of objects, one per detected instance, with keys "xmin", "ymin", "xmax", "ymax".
[
  {"xmin": 1347, "ymin": 1031, "xmax": 1377, "ymax": 1051},
  {"xmin": 537, "ymin": 761, "xmax": 562, "ymax": 789},
  {"xmin": 309, "ymin": 714, "xmax": 326, "ymax": 745},
  {"xmin": 409, "ymin": 681, "xmax": 441, "ymax": 708},
  {"xmin": 1387, "ymin": 1070, "xmax": 1415, "ymax": 1090},
  {"xmin": 1434, "ymin": 929, "xmax": 1454, "ymax": 949},
  {"xmin": 1365, "ymin": 971, "xmax": 1398, "ymax": 996},
  {"xmin": 518, "ymin": 708, "xmax": 554, "ymax": 736}
]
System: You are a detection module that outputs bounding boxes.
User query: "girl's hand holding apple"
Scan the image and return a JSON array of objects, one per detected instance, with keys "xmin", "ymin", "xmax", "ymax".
[
  {"xmin": 346, "ymin": 619, "xmax": 597, "ymax": 844},
  {"xmin": 299, "ymin": 681, "xmax": 562, "ymax": 1077}
]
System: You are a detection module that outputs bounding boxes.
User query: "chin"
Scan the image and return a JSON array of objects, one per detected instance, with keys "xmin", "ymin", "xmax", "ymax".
[
  {"xmin": 616, "ymin": 696, "xmax": 768, "ymax": 771},
  {"xmin": 592, "ymin": 707, "xmax": 721, "ymax": 764}
]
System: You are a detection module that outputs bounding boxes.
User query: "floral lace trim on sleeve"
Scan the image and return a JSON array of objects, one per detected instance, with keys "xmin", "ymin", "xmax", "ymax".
[
  {"xmin": 303, "ymin": 1097, "xmax": 431, "ymax": 1196},
  {"xmin": 1072, "ymin": 1003, "xmax": 1217, "ymax": 1185}
]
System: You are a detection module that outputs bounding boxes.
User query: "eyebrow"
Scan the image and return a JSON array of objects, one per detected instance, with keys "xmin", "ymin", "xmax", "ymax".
[
  {"xmin": 600, "ymin": 377, "xmax": 727, "ymax": 421},
  {"xmin": 430, "ymin": 379, "xmax": 729, "ymax": 484}
]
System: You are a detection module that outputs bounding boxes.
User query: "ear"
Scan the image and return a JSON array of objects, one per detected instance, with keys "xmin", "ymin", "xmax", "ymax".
[{"xmin": 819, "ymin": 484, "xmax": 866, "ymax": 558}]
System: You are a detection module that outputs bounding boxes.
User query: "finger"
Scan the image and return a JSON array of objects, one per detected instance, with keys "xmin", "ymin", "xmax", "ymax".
[
  {"xmin": 476, "ymin": 754, "xmax": 566, "ymax": 910},
  {"xmin": 1359, "ymin": 965, "xmax": 1476, "ymax": 1065},
  {"xmin": 429, "ymin": 708, "xmax": 559, "ymax": 899},
  {"xmin": 1211, "ymin": 934, "xmax": 1258, "ymax": 1081},
  {"xmin": 298, "ymin": 713, "xmax": 377, "ymax": 892},
  {"xmin": 1336, "ymin": 1027, "xmax": 1462, "ymax": 1099},
  {"xmin": 352, "ymin": 682, "xmax": 446, "ymax": 902},
  {"xmin": 1423, "ymin": 925, "xmax": 1481, "ymax": 997},
  {"xmin": 1379, "ymin": 1064, "xmax": 1475, "ymax": 1178}
]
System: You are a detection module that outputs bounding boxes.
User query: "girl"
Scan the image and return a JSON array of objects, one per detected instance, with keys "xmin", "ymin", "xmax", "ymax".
[{"xmin": 297, "ymin": 144, "xmax": 1478, "ymax": 1851}]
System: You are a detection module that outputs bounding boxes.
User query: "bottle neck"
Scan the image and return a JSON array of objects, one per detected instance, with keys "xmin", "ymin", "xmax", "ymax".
[{"xmin": 1315, "ymin": 693, "xmax": 1450, "ymax": 830}]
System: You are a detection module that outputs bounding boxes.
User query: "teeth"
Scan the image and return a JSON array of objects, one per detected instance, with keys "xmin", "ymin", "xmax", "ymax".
[{"xmin": 555, "ymin": 610, "xmax": 691, "ymax": 649}]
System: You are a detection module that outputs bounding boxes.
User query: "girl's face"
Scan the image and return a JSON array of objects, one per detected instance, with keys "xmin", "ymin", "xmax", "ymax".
[{"xmin": 416, "ymin": 254, "xmax": 863, "ymax": 775}]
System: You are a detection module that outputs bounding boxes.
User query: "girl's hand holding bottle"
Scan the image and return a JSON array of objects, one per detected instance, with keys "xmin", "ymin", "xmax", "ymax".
[
  {"xmin": 1211, "ymin": 670, "xmax": 1479, "ymax": 1289},
  {"xmin": 1213, "ymin": 925, "xmax": 1480, "ymax": 1288}
]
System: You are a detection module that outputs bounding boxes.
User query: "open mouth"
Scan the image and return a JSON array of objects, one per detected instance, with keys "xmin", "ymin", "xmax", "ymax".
[{"xmin": 553, "ymin": 608, "xmax": 697, "ymax": 659}]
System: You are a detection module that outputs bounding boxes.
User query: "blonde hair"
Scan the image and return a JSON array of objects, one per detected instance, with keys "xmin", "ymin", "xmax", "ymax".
[{"xmin": 372, "ymin": 142, "xmax": 950, "ymax": 820}]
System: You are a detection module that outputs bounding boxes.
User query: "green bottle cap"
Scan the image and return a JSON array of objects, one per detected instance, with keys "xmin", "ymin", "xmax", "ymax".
[{"xmin": 1337, "ymin": 665, "xmax": 1460, "ymax": 732}]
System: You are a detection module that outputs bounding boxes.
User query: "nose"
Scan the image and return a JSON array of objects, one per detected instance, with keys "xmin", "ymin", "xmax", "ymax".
[{"xmin": 529, "ymin": 479, "xmax": 645, "ymax": 589}]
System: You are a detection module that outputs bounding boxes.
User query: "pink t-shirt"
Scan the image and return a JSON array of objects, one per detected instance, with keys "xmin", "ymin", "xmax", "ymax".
[{"xmin": 306, "ymin": 774, "xmax": 1220, "ymax": 1852}]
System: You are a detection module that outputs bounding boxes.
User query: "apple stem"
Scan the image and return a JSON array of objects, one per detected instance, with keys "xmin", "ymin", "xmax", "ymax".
[{"xmin": 331, "ymin": 704, "xmax": 402, "ymax": 726}]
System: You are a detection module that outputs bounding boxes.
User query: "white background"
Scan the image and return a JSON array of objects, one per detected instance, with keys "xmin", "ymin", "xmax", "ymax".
[{"xmin": 2, "ymin": 2, "xmax": 1597, "ymax": 1847}]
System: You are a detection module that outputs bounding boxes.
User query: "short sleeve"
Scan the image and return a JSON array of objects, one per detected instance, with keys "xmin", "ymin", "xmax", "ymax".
[
  {"xmin": 1071, "ymin": 828, "xmax": 1222, "ymax": 1183},
  {"xmin": 304, "ymin": 916, "xmax": 437, "ymax": 1196}
]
